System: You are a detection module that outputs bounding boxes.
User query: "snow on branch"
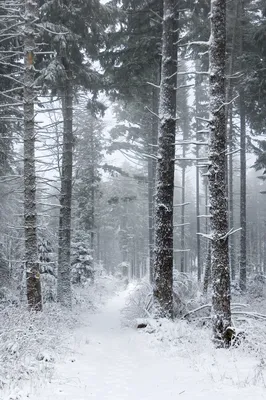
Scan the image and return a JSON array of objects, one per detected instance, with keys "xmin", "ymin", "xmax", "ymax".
[
  {"xmin": 219, "ymin": 227, "xmax": 242, "ymax": 240},
  {"xmin": 178, "ymin": 70, "xmax": 209, "ymax": 76},
  {"xmin": 174, "ymin": 141, "xmax": 208, "ymax": 146},
  {"xmin": 174, "ymin": 223, "xmax": 190, "ymax": 227},
  {"xmin": 225, "ymin": 148, "xmax": 241, "ymax": 156},
  {"xmin": 196, "ymin": 232, "xmax": 213, "ymax": 240},
  {"xmin": 182, "ymin": 304, "xmax": 211, "ymax": 319},
  {"xmin": 173, "ymin": 202, "xmax": 190, "ymax": 207},
  {"xmin": 174, "ymin": 249, "xmax": 190, "ymax": 252},
  {"xmin": 178, "ymin": 40, "xmax": 210, "ymax": 48},
  {"xmin": 147, "ymin": 81, "xmax": 160, "ymax": 89},
  {"xmin": 145, "ymin": 106, "xmax": 160, "ymax": 119},
  {"xmin": 216, "ymin": 94, "xmax": 239, "ymax": 113}
]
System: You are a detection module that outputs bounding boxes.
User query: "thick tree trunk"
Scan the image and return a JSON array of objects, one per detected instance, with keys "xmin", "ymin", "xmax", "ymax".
[
  {"xmin": 57, "ymin": 74, "xmax": 73, "ymax": 307},
  {"xmin": 24, "ymin": 0, "xmax": 42, "ymax": 311},
  {"xmin": 209, "ymin": 0, "xmax": 231, "ymax": 346},
  {"xmin": 153, "ymin": 0, "xmax": 178, "ymax": 318}
]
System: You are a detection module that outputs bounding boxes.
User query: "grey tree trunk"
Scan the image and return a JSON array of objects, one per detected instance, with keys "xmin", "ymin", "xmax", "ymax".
[
  {"xmin": 209, "ymin": 0, "xmax": 231, "ymax": 346},
  {"xmin": 24, "ymin": 0, "xmax": 42, "ymax": 311},
  {"xmin": 57, "ymin": 73, "xmax": 73, "ymax": 307},
  {"xmin": 148, "ymin": 85, "xmax": 159, "ymax": 283},
  {"xmin": 228, "ymin": 109, "xmax": 236, "ymax": 280},
  {"xmin": 226, "ymin": 0, "xmax": 238, "ymax": 282},
  {"xmin": 180, "ymin": 157, "xmax": 186, "ymax": 273},
  {"xmin": 239, "ymin": 0, "xmax": 246, "ymax": 291},
  {"xmin": 203, "ymin": 242, "xmax": 211, "ymax": 295},
  {"xmin": 153, "ymin": 0, "xmax": 178, "ymax": 318},
  {"xmin": 195, "ymin": 69, "xmax": 201, "ymax": 281}
]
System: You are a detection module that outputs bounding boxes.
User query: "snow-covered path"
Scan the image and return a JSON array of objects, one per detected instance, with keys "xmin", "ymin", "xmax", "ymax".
[{"xmin": 29, "ymin": 290, "xmax": 265, "ymax": 400}]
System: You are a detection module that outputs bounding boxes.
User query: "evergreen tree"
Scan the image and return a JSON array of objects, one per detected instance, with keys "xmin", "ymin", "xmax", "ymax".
[
  {"xmin": 37, "ymin": 0, "xmax": 112, "ymax": 306},
  {"xmin": 153, "ymin": 0, "xmax": 178, "ymax": 318},
  {"xmin": 208, "ymin": 0, "xmax": 231, "ymax": 346}
]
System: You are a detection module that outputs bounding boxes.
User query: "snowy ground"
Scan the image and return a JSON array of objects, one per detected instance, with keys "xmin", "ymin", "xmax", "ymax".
[{"xmin": 9, "ymin": 288, "xmax": 266, "ymax": 400}]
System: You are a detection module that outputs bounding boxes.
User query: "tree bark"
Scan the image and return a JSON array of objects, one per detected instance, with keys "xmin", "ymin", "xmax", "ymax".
[
  {"xmin": 195, "ymin": 65, "xmax": 201, "ymax": 281},
  {"xmin": 239, "ymin": 0, "xmax": 246, "ymax": 291},
  {"xmin": 180, "ymin": 159, "xmax": 186, "ymax": 273},
  {"xmin": 153, "ymin": 0, "xmax": 178, "ymax": 318},
  {"xmin": 203, "ymin": 241, "xmax": 211, "ymax": 295},
  {"xmin": 228, "ymin": 109, "xmax": 236, "ymax": 280},
  {"xmin": 226, "ymin": 0, "xmax": 238, "ymax": 282},
  {"xmin": 148, "ymin": 85, "xmax": 159, "ymax": 283},
  {"xmin": 24, "ymin": 0, "xmax": 42, "ymax": 311},
  {"xmin": 209, "ymin": 0, "xmax": 231, "ymax": 346},
  {"xmin": 57, "ymin": 73, "xmax": 73, "ymax": 307}
]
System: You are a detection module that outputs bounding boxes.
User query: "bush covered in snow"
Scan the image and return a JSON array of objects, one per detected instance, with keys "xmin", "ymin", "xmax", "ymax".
[
  {"xmin": 122, "ymin": 272, "xmax": 203, "ymax": 326},
  {"xmin": 0, "ymin": 303, "xmax": 74, "ymax": 393},
  {"xmin": 0, "ymin": 272, "xmax": 119, "ymax": 397}
]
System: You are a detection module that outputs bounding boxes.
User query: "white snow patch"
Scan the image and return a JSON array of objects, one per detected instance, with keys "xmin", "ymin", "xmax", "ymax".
[{"xmin": 8, "ymin": 287, "xmax": 266, "ymax": 400}]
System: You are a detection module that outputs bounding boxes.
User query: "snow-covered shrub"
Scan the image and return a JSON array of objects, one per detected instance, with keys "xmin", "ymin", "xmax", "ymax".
[
  {"xmin": 72, "ymin": 270, "xmax": 119, "ymax": 311},
  {"xmin": 172, "ymin": 270, "xmax": 203, "ymax": 317},
  {"xmin": 71, "ymin": 232, "xmax": 94, "ymax": 285},
  {"xmin": 0, "ymin": 303, "xmax": 74, "ymax": 393},
  {"xmin": 247, "ymin": 273, "xmax": 266, "ymax": 298},
  {"xmin": 121, "ymin": 280, "xmax": 153, "ymax": 326},
  {"xmin": 38, "ymin": 238, "xmax": 57, "ymax": 303},
  {"xmin": 122, "ymin": 272, "xmax": 204, "ymax": 325}
]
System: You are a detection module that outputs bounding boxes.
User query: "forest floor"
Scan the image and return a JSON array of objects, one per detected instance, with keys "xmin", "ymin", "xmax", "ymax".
[{"xmin": 12, "ymin": 287, "xmax": 266, "ymax": 399}]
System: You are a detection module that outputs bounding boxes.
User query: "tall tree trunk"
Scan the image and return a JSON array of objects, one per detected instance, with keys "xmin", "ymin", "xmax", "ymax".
[
  {"xmin": 209, "ymin": 0, "xmax": 231, "ymax": 346},
  {"xmin": 153, "ymin": 0, "xmax": 178, "ymax": 318},
  {"xmin": 148, "ymin": 78, "xmax": 159, "ymax": 283},
  {"xmin": 57, "ymin": 73, "xmax": 73, "ymax": 307},
  {"xmin": 203, "ymin": 242, "xmax": 211, "ymax": 295},
  {"xmin": 226, "ymin": 0, "xmax": 238, "ymax": 282},
  {"xmin": 24, "ymin": 0, "xmax": 42, "ymax": 311},
  {"xmin": 228, "ymin": 109, "xmax": 236, "ymax": 280},
  {"xmin": 195, "ymin": 66, "xmax": 201, "ymax": 281},
  {"xmin": 180, "ymin": 160, "xmax": 186, "ymax": 273},
  {"xmin": 239, "ymin": 0, "xmax": 246, "ymax": 291}
]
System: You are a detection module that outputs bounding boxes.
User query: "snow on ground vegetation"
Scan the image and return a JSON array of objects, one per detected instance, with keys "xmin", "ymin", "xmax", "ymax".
[{"xmin": 0, "ymin": 273, "xmax": 119, "ymax": 400}]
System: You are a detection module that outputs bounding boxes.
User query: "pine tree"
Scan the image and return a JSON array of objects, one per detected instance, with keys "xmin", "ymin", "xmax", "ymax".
[
  {"xmin": 153, "ymin": 0, "xmax": 178, "ymax": 318},
  {"xmin": 23, "ymin": 0, "xmax": 42, "ymax": 311},
  {"xmin": 37, "ymin": 0, "xmax": 112, "ymax": 306},
  {"xmin": 208, "ymin": 0, "xmax": 231, "ymax": 346}
]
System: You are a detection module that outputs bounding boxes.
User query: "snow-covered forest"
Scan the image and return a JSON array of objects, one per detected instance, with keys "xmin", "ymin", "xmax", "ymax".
[{"xmin": 1, "ymin": 0, "xmax": 266, "ymax": 398}]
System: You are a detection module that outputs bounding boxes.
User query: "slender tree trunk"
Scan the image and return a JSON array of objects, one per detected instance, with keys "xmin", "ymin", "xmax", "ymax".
[
  {"xmin": 239, "ymin": 0, "xmax": 246, "ymax": 291},
  {"xmin": 180, "ymin": 160, "xmax": 186, "ymax": 272},
  {"xmin": 228, "ymin": 109, "xmax": 236, "ymax": 280},
  {"xmin": 153, "ymin": 0, "xmax": 178, "ymax": 318},
  {"xmin": 203, "ymin": 242, "xmax": 211, "ymax": 295},
  {"xmin": 24, "ymin": 0, "xmax": 42, "ymax": 311},
  {"xmin": 226, "ymin": 0, "xmax": 238, "ymax": 281},
  {"xmin": 57, "ymin": 73, "xmax": 73, "ymax": 307},
  {"xmin": 195, "ymin": 67, "xmax": 201, "ymax": 281},
  {"xmin": 148, "ymin": 80, "xmax": 159, "ymax": 283},
  {"xmin": 209, "ymin": 0, "xmax": 231, "ymax": 346}
]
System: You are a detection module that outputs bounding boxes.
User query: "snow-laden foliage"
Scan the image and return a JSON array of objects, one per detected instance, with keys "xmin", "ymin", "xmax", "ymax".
[
  {"xmin": 0, "ymin": 273, "xmax": 118, "ymax": 396},
  {"xmin": 0, "ymin": 303, "xmax": 73, "ymax": 392},
  {"xmin": 122, "ymin": 272, "xmax": 203, "ymax": 326},
  {"xmin": 122, "ymin": 280, "xmax": 153, "ymax": 326},
  {"xmin": 71, "ymin": 241, "xmax": 94, "ymax": 285}
]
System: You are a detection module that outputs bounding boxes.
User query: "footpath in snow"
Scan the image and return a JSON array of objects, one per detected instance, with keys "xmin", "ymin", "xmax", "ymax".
[{"xmin": 25, "ymin": 290, "xmax": 265, "ymax": 400}]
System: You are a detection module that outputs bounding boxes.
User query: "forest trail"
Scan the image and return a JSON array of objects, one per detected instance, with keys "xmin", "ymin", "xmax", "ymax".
[{"xmin": 29, "ymin": 289, "xmax": 265, "ymax": 400}]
